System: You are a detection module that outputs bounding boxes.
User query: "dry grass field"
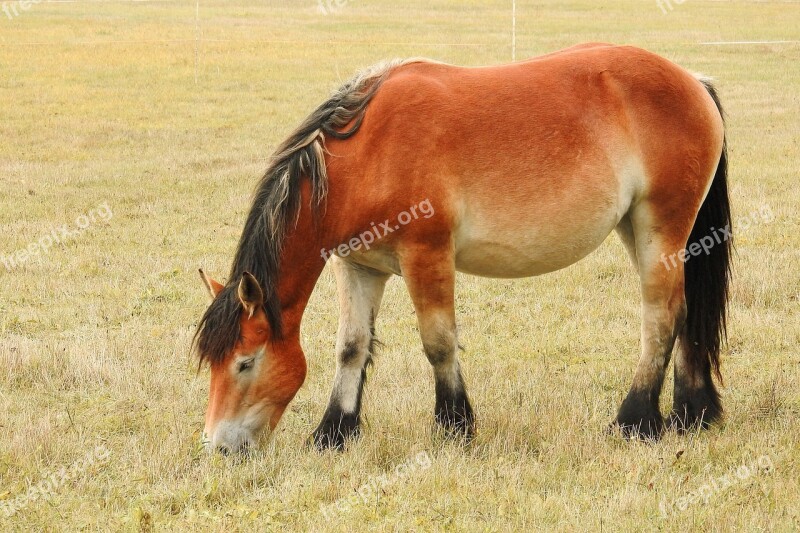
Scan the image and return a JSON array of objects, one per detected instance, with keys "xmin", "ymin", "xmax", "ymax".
[{"xmin": 1, "ymin": 0, "xmax": 799, "ymax": 531}]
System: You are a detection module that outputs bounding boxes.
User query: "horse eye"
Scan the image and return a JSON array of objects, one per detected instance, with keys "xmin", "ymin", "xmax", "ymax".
[{"xmin": 238, "ymin": 358, "xmax": 255, "ymax": 373}]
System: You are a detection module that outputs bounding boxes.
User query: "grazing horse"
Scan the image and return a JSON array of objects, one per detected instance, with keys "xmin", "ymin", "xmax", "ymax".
[{"xmin": 194, "ymin": 43, "xmax": 731, "ymax": 453}]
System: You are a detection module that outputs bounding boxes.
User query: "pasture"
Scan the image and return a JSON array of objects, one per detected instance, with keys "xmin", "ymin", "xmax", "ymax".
[{"xmin": 1, "ymin": 0, "xmax": 798, "ymax": 530}]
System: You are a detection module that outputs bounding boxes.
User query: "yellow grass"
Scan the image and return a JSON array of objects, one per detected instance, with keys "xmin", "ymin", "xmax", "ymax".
[{"xmin": 1, "ymin": 0, "xmax": 798, "ymax": 530}]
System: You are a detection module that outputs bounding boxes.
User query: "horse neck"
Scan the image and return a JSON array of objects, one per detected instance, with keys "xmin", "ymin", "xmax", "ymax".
[{"xmin": 274, "ymin": 199, "xmax": 329, "ymax": 341}]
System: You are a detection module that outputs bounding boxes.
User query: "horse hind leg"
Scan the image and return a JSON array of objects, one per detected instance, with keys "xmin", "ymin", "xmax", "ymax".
[
  {"xmin": 311, "ymin": 257, "xmax": 390, "ymax": 450},
  {"xmin": 614, "ymin": 206, "xmax": 689, "ymax": 440},
  {"xmin": 615, "ymin": 214, "xmax": 637, "ymax": 269},
  {"xmin": 670, "ymin": 331, "xmax": 723, "ymax": 432}
]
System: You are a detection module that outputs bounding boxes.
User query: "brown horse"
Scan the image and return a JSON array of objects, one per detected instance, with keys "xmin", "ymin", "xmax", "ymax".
[{"xmin": 194, "ymin": 43, "xmax": 731, "ymax": 453}]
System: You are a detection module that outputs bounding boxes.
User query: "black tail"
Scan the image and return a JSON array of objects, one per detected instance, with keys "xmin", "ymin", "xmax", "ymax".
[{"xmin": 683, "ymin": 79, "xmax": 732, "ymax": 389}]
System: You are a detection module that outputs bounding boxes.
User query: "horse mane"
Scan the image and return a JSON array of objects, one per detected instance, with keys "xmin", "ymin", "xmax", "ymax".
[{"xmin": 193, "ymin": 58, "xmax": 416, "ymax": 366}]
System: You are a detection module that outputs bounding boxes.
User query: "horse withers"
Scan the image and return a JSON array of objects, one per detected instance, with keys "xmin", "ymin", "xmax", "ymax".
[{"xmin": 194, "ymin": 43, "xmax": 731, "ymax": 453}]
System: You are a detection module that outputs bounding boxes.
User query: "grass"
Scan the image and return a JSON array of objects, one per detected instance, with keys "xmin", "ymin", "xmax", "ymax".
[{"xmin": 1, "ymin": 0, "xmax": 798, "ymax": 531}]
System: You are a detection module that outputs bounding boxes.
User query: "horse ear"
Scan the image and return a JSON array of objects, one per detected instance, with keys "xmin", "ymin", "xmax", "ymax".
[
  {"xmin": 237, "ymin": 272, "xmax": 264, "ymax": 319},
  {"xmin": 199, "ymin": 269, "xmax": 224, "ymax": 299}
]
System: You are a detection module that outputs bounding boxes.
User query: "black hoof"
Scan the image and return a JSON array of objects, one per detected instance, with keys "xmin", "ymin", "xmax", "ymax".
[
  {"xmin": 434, "ymin": 395, "xmax": 476, "ymax": 442},
  {"xmin": 612, "ymin": 415, "xmax": 664, "ymax": 441},
  {"xmin": 614, "ymin": 392, "xmax": 664, "ymax": 441},
  {"xmin": 670, "ymin": 387, "xmax": 723, "ymax": 433},
  {"xmin": 310, "ymin": 410, "xmax": 360, "ymax": 451}
]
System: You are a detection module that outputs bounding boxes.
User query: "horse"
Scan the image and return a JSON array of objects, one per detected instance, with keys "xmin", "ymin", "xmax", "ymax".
[{"xmin": 193, "ymin": 42, "xmax": 732, "ymax": 453}]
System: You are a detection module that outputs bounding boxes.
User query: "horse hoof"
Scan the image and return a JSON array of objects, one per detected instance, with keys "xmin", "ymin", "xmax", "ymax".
[
  {"xmin": 670, "ymin": 388, "xmax": 723, "ymax": 433},
  {"xmin": 310, "ymin": 413, "xmax": 360, "ymax": 451},
  {"xmin": 668, "ymin": 406, "xmax": 721, "ymax": 434},
  {"xmin": 611, "ymin": 415, "xmax": 664, "ymax": 441},
  {"xmin": 434, "ymin": 403, "xmax": 476, "ymax": 443}
]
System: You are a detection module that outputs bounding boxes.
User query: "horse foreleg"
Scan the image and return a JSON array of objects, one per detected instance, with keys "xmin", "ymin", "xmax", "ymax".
[
  {"xmin": 311, "ymin": 257, "xmax": 390, "ymax": 450},
  {"xmin": 400, "ymin": 244, "xmax": 475, "ymax": 441}
]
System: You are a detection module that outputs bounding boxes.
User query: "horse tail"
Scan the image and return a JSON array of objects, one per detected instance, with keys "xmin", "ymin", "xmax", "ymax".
[{"xmin": 683, "ymin": 78, "xmax": 732, "ymax": 394}]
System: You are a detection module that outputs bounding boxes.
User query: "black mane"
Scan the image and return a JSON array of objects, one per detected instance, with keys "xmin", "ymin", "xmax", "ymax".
[{"xmin": 193, "ymin": 59, "xmax": 411, "ymax": 366}]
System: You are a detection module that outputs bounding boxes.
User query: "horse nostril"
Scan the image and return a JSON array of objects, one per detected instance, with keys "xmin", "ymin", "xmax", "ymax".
[{"xmin": 216, "ymin": 443, "xmax": 252, "ymax": 457}]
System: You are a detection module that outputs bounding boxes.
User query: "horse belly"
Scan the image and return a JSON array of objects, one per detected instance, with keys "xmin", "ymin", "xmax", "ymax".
[{"xmin": 453, "ymin": 192, "xmax": 624, "ymax": 278}]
